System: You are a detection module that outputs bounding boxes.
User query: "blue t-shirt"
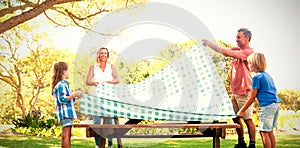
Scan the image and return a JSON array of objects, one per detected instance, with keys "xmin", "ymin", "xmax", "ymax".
[{"xmin": 252, "ymin": 72, "xmax": 281, "ymax": 107}]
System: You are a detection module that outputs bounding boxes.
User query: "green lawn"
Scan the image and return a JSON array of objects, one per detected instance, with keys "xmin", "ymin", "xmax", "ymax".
[{"xmin": 0, "ymin": 132, "xmax": 300, "ymax": 148}]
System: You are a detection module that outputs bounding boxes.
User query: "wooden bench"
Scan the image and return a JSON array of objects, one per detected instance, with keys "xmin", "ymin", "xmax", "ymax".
[{"xmin": 74, "ymin": 119, "xmax": 240, "ymax": 148}]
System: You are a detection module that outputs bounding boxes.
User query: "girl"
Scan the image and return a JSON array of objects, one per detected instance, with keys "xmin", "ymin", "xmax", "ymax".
[
  {"xmin": 52, "ymin": 62, "xmax": 81, "ymax": 148},
  {"xmin": 237, "ymin": 53, "xmax": 281, "ymax": 148}
]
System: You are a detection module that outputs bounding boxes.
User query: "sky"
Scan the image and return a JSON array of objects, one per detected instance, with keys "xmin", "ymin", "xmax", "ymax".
[{"xmin": 48, "ymin": 0, "xmax": 300, "ymax": 91}]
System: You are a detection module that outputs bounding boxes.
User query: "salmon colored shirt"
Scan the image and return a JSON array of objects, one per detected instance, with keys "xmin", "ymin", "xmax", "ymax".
[{"xmin": 230, "ymin": 47, "xmax": 254, "ymax": 95}]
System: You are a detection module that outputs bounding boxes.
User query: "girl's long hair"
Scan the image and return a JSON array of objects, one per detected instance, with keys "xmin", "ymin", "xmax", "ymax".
[{"xmin": 51, "ymin": 62, "xmax": 69, "ymax": 93}]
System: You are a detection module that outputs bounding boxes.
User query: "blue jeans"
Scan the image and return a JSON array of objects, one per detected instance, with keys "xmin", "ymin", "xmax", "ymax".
[
  {"xmin": 61, "ymin": 118, "xmax": 73, "ymax": 129},
  {"xmin": 93, "ymin": 116, "xmax": 113, "ymax": 147}
]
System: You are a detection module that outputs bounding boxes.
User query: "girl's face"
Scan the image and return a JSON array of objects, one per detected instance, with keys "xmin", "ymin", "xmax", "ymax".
[
  {"xmin": 63, "ymin": 67, "xmax": 70, "ymax": 79},
  {"xmin": 98, "ymin": 49, "xmax": 109, "ymax": 62}
]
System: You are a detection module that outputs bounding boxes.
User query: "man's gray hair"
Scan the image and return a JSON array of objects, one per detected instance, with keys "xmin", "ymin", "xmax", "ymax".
[{"xmin": 238, "ymin": 28, "xmax": 252, "ymax": 41}]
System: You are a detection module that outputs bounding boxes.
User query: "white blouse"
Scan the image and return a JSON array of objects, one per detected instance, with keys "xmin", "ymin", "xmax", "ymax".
[{"xmin": 93, "ymin": 62, "xmax": 113, "ymax": 83}]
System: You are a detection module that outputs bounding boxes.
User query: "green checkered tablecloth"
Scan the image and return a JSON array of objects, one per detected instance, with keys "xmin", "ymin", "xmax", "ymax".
[{"xmin": 80, "ymin": 45, "xmax": 236, "ymax": 121}]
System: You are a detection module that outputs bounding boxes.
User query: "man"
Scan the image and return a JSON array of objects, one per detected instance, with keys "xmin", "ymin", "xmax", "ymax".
[{"xmin": 202, "ymin": 28, "xmax": 256, "ymax": 148}]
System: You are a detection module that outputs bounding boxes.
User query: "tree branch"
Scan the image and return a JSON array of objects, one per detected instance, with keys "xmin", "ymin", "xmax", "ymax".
[
  {"xmin": 64, "ymin": 8, "xmax": 114, "ymax": 36},
  {"xmin": 0, "ymin": 73, "xmax": 17, "ymax": 89},
  {"xmin": 0, "ymin": 3, "xmax": 35, "ymax": 18},
  {"xmin": 0, "ymin": 0, "xmax": 81, "ymax": 34},
  {"xmin": 64, "ymin": 8, "xmax": 110, "ymax": 21},
  {"xmin": 43, "ymin": 11, "xmax": 68, "ymax": 27}
]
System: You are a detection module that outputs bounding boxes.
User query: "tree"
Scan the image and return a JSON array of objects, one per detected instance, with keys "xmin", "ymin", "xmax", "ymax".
[
  {"xmin": 0, "ymin": 85, "xmax": 17, "ymax": 124},
  {"xmin": 0, "ymin": 0, "xmax": 147, "ymax": 122},
  {"xmin": 0, "ymin": 25, "xmax": 28, "ymax": 116},
  {"xmin": 0, "ymin": 0, "xmax": 146, "ymax": 34},
  {"xmin": 278, "ymin": 89, "xmax": 300, "ymax": 111},
  {"xmin": 0, "ymin": 21, "xmax": 74, "ymax": 117}
]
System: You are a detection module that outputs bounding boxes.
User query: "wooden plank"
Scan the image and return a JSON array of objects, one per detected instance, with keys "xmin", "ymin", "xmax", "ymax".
[
  {"xmin": 74, "ymin": 123, "xmax": 240, "ymax": 129},
  {"xmin": 117, "ymin": 134, "xmax": 215, "ymax": 138}
]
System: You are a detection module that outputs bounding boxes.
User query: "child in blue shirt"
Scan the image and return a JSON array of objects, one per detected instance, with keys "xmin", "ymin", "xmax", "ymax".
[
  {"xmin": 52, "ymin": 62, "xmax": 81, "ymax": 148},
  {"xmin": 237, "ymin": 53, "xmax": 281, "ymax": 148}
]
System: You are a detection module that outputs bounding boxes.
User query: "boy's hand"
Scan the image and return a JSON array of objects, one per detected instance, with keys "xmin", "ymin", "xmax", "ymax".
[{"xmin": 236, "ymin": 110, "xmax": 244, "ymax": 118}]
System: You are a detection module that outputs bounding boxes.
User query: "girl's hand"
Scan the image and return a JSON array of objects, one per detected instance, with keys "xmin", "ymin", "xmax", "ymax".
[{"xmin": 74, "ymin": 91, "xmax": 82, "ymax": 99}]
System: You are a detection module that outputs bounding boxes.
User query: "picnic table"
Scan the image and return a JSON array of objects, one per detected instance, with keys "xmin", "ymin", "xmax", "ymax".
[{"xmin": 74, "ymin": 119, "xmax": 240, "ymax": 148}]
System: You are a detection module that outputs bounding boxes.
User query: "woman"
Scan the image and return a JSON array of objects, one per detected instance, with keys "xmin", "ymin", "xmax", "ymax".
[{"xmin": 86, "ymin": 47, "xmax": 119, "ymax": 148}]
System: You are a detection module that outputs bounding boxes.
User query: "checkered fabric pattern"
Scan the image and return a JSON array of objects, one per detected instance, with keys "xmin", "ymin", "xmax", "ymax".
[{"xmin": 80, "ymin": 45, "xmax": 236, "ymax": 121}]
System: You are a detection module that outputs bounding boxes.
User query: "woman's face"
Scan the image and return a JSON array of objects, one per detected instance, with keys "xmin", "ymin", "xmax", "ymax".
[{"xmin": 98, "ymin": 49, "xmax": 109, "ymax": 62}]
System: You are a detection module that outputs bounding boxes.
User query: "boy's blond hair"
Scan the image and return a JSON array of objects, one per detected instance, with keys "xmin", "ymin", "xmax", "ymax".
[{"xmin": 247, "ymin": 52, "xmax": 267, "ymax": 72}]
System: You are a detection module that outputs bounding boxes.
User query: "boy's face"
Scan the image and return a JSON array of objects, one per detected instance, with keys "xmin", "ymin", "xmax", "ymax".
[{"xmin": 248, "ymin": 62, "xmax": 256, "ymax": 73}]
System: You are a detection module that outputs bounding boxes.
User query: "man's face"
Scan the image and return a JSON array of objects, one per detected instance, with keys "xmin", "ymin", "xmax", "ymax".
[{"xmin": 236, "ymin": 31, "xmax": 249, "ymax": 48}]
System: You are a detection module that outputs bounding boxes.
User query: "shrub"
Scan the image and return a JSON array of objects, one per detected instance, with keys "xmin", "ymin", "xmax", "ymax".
[
  {"xmin": 12, "ymin": 113, "xmax": 59, "ymax": 129},
  {"xmin": 11, "ymin": 113, "xmax": 60, "ymax": 137}
]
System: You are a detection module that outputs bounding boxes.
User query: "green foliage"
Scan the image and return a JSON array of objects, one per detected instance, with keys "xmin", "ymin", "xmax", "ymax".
[
  {"xmin": 10, "ymin": 113, "xmax": 63, "ymax": 137},
  {"xmin": 278, "ymin": 110, "xmax": 300, "ymax": 129},
  {"xmin": 213, "ymin": 40, "xmax": 234, "ymax": 94},
  {"xmin": 278, "ymin": 89, "xmax": 300, "ymax": 111},
  {"xmin": 12, "ymin": 113, "xmax": 59, "ymax": 129},
  {"xmin": 0, "ymin": 87, "xmax": 19, "ymax": 124}
]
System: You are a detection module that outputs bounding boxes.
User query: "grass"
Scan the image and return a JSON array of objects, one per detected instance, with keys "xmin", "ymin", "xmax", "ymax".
[{"xmin": 0, "ymin": 131, "xmax": 300, "ymax": 148}]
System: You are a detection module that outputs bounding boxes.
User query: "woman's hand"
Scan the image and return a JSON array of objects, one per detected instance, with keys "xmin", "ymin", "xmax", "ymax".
[{"xmin": 93, "ymin": 82, "xmax": 99, "ymax": 86}]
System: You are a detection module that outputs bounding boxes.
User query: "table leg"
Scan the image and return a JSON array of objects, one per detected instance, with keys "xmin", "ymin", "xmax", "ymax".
[
  {"xmin": 100, "ymin": 118, "xmax": 110, "ymax": 148},
  {"xmin": 114, "ymin": 118, "xmax": 123, "ymax": 148}
]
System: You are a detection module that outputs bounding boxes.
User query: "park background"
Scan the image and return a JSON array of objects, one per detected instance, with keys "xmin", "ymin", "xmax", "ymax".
[{"xmin": 0, "ymin": 0, "xmax": 300, "ymax": 147}]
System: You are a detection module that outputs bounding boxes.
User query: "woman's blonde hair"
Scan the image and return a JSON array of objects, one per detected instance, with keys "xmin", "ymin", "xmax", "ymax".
[{"xmin": 247, "ymin": 52, "xmax": 267, "ymax": 72}]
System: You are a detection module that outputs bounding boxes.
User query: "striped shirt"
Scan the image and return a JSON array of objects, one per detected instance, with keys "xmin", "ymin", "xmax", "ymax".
[{"xmin": 53, "ymin": 80, "xmax": 77, "ymax": 121}]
